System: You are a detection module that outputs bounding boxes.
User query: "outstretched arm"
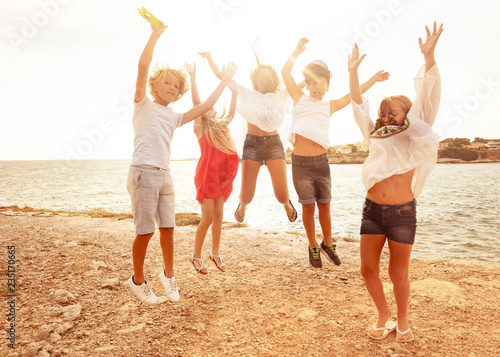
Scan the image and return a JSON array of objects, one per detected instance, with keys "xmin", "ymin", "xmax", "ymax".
[
  {"xmin": 184, "ymin": 63, "xmax": 200, "ymax": 106},
  {"xmin": 419, "ymin": 21, "xmax": 444, "ymax": 73},
  {"xmin": 198, "ymin": 52, "xmax": 222, "ymax": 80},
  {"xmin": 330, "ymin": 69, "xmax": 389, "ymax": 114},
  {"xmin": 181, "ymin": 63, "xmax": 238, "ymax": 125},
  {"xmin": 227, "ymin": 85, "xmax": 238, "ymax": 120},
  {"xmin": 347, "ymin": 43, "xmax": 365, "ymax": 105},
  {"xmin": 281, "ymin": 37, "xmax": 308, "ymax": 105},
  {"xmin": 135, "ymin": 23, "xmax": 168, "ymax": 103}
]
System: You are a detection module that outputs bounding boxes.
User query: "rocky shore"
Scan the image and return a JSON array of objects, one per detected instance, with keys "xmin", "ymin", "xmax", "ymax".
[{"xmin": 1, "ymin": 208, "xmax": 499, "ymax": 356}]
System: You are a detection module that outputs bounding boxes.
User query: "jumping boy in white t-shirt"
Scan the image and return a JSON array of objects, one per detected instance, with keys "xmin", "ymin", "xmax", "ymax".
[
  {"xmin": 282, "ymin": 37, "xmax": 388, "ymax": 268},
  {"xmin": 125, "ymin": 22, "xmax": 237, "ymax": 305}
]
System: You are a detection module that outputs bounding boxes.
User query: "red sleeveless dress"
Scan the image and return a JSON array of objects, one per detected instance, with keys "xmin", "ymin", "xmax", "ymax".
[{"xmin": 194, "ymin": 134, "xmax": 239, "ymax": 203}]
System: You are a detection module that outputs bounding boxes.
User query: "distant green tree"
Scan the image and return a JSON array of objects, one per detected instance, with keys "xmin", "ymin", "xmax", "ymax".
[
  {"xmin": 450, "ymin": 138, "xmax": 471, "ymax": 147},
  {"xmin": 440, "ymin": 147, "xmax": 478, "ymax": 161},
  {"xmin": 473, "ymin": 137, "xmax": 487, "ymax": 143}
]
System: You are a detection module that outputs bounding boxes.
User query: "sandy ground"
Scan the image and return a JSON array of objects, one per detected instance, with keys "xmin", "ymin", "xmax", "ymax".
[{"xmin": 1, "ymin": 208, "xmax": 499, "ymax": 357}]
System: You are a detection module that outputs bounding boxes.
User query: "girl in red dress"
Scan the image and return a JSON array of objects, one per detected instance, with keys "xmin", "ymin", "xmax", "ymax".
[{"xmin": 185, "ymin": 63, "xmax": 239, "ymax": 274}]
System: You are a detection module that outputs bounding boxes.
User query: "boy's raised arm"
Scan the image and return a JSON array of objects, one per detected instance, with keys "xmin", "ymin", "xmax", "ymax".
[
  {"xmin": 182, "ymin": 62, "xmax": 238, "ymax": 125},
  {"xmin": 135, "ymin": 24, "xmax": 168, "ymax": 103},
  {"xmin": 281, "ymin": 37, "xmax": 308, "ymax": 106}
]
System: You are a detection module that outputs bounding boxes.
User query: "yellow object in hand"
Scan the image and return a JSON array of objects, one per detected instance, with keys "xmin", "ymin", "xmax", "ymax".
[{"xmin": 138, "ymin": 7, "xmax": 163, "ymax": 27}]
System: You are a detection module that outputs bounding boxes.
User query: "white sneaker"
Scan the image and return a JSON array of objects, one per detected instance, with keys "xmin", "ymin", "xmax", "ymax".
[
  {"xmin": 125, "ymin": 276, "xmax": 158, "ymax": 305},
  {"xmin": 158, "ymin": 271, "xmax": 180, "ymax": 302}
]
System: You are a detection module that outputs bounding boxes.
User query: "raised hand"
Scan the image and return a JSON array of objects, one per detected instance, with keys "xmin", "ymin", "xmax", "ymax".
[
  {"xmin": 151, "ymin": 22, "xmax": 168, "ymax": 36},
  {"xmin": 373, "ymin": 70, "xmax": 390, "ymax": 82},
  {"xmin": 296, "ymin": 37, "xmax": 309, "ymax": 53},
  {"xmin": 347, "ymin": 43, "xmax": 367, "ymax": 72},
  {"xmin": 419, "ymin": 21, "xmax": 444, "ymax": 57},
  {"xmin": 198, "ymin": 52, "xmax": 212, "ymax": 59},
  {"xmin": 184, "ymin": 63, "xmax": 196, "ymax": 78},
  {"xmin": 221, "ymin": 62, "xmax": 238, "ymax": 83}
]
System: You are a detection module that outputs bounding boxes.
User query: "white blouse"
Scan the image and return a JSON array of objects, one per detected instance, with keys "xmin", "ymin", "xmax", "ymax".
[
  {"xmin": 234, "ymin": 83, "xmax": 291, "ymax": 132},
  {"xmin": 351, "ymin": 64, "xmax": 441, "ymax": 198},
  {"xmin": 289, "ymin": 95, "xmax": 332, "ymax": 150}
]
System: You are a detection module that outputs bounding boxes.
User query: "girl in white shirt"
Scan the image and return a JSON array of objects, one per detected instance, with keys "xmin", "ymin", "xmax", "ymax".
[
  {"xmin": 199, "ymin": 49, "xmax": 298, "ymax": 224},
  {"xmin": 348, "ymin": 22, "xmax": 444, "ymax": 342}
]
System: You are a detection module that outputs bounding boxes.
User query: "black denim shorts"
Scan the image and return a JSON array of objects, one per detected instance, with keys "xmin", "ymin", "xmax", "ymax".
[
  {"xmin": 291, "ymin": 153, "xmax": 331, "ymax": 205},
  {"xmin": 360, "ymin": 198, "xmax": 417, "ymax": 244},
  {"xmin": 241, "ymin": 134, "xmax": 286, "ymax": 165}
]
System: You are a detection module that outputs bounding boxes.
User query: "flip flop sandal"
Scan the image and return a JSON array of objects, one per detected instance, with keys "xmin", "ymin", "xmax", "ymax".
[
  {"xmin": 368, "ymin": 321, "xmax": 397, "ymax": 340},
  {"xmin": 397, "ymin": 327, "xmax": 415, "ymax": 342},
  {"xmin": 234, "ymin": 203, "xmax": 245, "ymax": 223},
  {"xmin": 287, "ymin": 199, "xmax": 298, "ymax": 222}
]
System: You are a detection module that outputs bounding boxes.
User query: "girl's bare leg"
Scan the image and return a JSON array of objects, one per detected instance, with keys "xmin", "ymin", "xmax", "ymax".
[
  {"xmin": 193, "ymin": 199, "xmax": 215, "ymax": 272},
  {"xmin": 236, "ymin": 159, "xmax": 261, "ymax": 219},
  {"xmin": 360, "ymin": 234, "xmax": 393, "ymax": 337},
  {"xmin": 387, "ymin": 239, "xmax": 413, "ymax": 340},
  {"xmin": 267, "ymin": 159, "xmax": 295, "ymax": 218},
  {"xmin": 211, "ymin": 197, "xmax": 226, "ymax": 271}
]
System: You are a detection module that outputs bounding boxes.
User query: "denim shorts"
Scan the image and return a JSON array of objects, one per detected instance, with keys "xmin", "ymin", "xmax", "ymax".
[
  {"xmin": 360, "ymin": 198, "xmax": 417, "ymax": 244},
  {"xmin": 291, "ymin": 153, "xmax": 331, "ymax": 205},
  {"xmin": 127, "ymin": 165, "xmax": 175, "ymax": 235},
  {"xmin": 241, "ymin": 134, "xmax": 286, "ymax": 165}
]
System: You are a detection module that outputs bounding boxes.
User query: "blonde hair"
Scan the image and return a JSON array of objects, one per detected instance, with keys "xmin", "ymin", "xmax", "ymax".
[
  {"xmin": 201, "ymin": 111, "xmax": 237, "ymax": 155},
  {"xmin": 249, "ymin": 39, "xmax": 280, "ymax": 93},
  {"xmin": 148, "ymin": 65, "xmax": 189, "ymax": 101},
  {"xmin": 372, "ymin": 95, "xmax": 413, "ymax": 133}
]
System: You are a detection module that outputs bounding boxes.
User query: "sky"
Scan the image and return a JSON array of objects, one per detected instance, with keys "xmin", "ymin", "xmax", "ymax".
[{"xmin": 1, "ymin": 0, "xmax": 499, "ymax": 161}]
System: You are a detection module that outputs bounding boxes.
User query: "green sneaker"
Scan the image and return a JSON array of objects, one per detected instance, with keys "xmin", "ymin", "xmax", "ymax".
[
  {"xmin": 320, "ymin": 241, "xmax": 341, "ymax": 265},
  {"xmin": 308, "ymin": 246, "xmax": 322, "ymax": 268}
]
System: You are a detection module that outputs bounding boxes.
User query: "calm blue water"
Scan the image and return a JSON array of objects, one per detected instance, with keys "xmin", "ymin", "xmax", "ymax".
[{"xmin": 0, "ymin": 160, "xmax": 498, "ymax": 263}]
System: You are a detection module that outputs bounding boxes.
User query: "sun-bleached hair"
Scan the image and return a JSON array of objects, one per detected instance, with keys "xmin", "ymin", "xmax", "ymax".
[
  {"xmin": 372, "ymin": 95, "xmax": 413, "ymax": 132},
  {"xmin": 201, "ymin": 111, "xmax": 237, "ymax": 155},
  {"xmin": 303, "ymin": 60, "xmax": 332, "ymax": 86},
  {"xmin": 249, "ymin": 39, "xmax": 280, "ymax": 93},
  {"xmin": 148, "ymin": 65, "xmax": 189, "ymax": 101}
]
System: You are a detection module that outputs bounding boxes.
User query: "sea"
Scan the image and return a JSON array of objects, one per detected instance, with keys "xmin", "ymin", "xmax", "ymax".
[{"xmin": 0, "ymin": 160, "xmax": 498, "ymax": 264}]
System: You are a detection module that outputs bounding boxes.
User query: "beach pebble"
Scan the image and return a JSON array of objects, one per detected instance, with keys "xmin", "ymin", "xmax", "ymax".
[
  {"xmin": 23, "ymin": 342, "xmax": 39, "ymax": 357},
  {"xmin": 34, "ymin": 325, "xmax": 52, "ymax": 341},
  {"xmin": 90, "ymin": 260, "xmax": 108, "ymax": 270},
  {"xmin": 49, "ymin": 332, "xmax": 61, "ymax": 344},
  {"xmin": 52, "ymin": 289, "xmax": 76, "ymax": 305},
  {"xmin": 101, "ymin": 278, "xmax": 119, "ymax": 289},
  {"xmin": 61, "ymin": 304, "xmax": 82, "ymax": 321}
]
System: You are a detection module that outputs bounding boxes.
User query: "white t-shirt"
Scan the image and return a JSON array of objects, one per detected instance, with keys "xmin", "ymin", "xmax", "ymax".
[
  {"xmin": 235, "ymin": 83, "xmax": 290, "ymax": 132},
  {"xmin": 351, "ymin": 64, "xmax": 441, "ymax": 198},
  {"xmin": 131, "ymin": 96, "xmax": 184, "ymax": 169},
  {"xmin": 289, "ymin": 95, "xmax": 331, "ymax": 150}
]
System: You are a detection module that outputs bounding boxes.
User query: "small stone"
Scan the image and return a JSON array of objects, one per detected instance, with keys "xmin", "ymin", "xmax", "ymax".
[
  {"xmin": 90, "ymin": 260, "xmax": 108, "ymax": 270},
  {"xmin": 35, "ymin": 325, "xmax": 52, "ymax": 341},
  {"xmin": 61, "ymin": 304, "xmax": 82, "ymax": 321},
  {"xmin": 63, "ymin": 242, "xmax": 78, "ymax": 248},
  {"xmin": 38, "ymin": 350, "xmax": 50, "ymax": 357},
  {"xmin": 101, "ymin": 278, "xmax": 119, "ymax": 289},
  {"xmin": 49, "ymin": 332, "xmax": 61, "ymax": 344},
  {"xmin": 53, "ymin": 290, "xmax": 76, "ymax": 305},
  {"xmin": 56, "ymin": 322, "xmax": 75, "ymax": 335},
  {"xmin": 24, "ymin": 342, "xmax": 39, "ymax": 357}
]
